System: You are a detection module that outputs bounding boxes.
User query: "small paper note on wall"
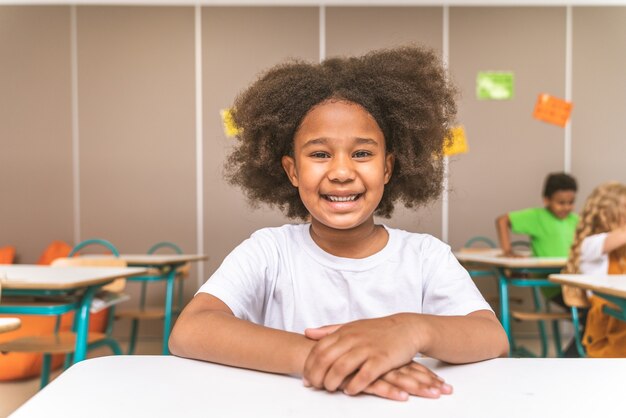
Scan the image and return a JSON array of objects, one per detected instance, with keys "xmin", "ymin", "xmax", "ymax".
[
  {"xmin": 220, "ymin": 108, "xmax": 242, "ymax": 138},
  {"xmin": 444, "ymin": 126, "xmax": 469, "ymax": 157},
  {"xmin": 476, "ymin": 72, "xmax": 514, "ymax": 100},
  {"xmin": 532, "ymin": 94, "xmax": 573, "ymax": 128}
]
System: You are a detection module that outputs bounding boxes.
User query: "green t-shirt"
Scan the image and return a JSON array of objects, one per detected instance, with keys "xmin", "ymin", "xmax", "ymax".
[
  {"xmin": 509, "ymin": 207, "xmax": 578, "ymax": 257},
  {"xmin": 508, "ymin": 207, "xmax": 579, "ymax": 299}
]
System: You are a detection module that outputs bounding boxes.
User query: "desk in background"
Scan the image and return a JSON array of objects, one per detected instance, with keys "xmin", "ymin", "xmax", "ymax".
[
  {"xmin": 84, "ymin": 254, "xmax": 207, "ymax": 354},
  {"xmin": 0, "ymin": 264, "xmax": 147, "ymax": 362},
  {"xmin": 454, "ymin": 253, "xmax": 566, "ymax": 355},
  {"xmin": 550, "ymin": 273, "xmax": 626, "ymax": 321},
  {"xmin": 11, "ymin": 355, "xmax": 626, "ymax": 418}
]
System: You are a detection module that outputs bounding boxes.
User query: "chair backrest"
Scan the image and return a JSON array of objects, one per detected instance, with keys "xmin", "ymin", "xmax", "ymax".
[
  {"xmin": 37, "ymin": 241, "xmax": 72, "ymax": 265},
  {"xmin": 460, "ymin": 236, "xmax": 499, "ymax": 255},
  {"xmin": 148, "ymin": 241, "xmax": 183, "ymax": 255},
  {"xmin": 0, "ymin": 245, "xmax": 16, "ymax": 264},
  {"xmin": 69, "ymin": 239, "xmax": 120, "ymax": 257},
  {"xmin": 148, "ymin": 241, "xmax": 190, "ymax": 278},
  {"xmin": 61, "ymin": 239, "xmax": 125, "ymax": 292},
  {"xmin": 561, "ymin": 284, "xmax": 590, "ymax": 308}
]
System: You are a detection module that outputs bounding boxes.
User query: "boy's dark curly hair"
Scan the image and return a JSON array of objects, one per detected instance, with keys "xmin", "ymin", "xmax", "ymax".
[
  {"xmin": 543, "ymin": 172, "xmax": 577, "ymax": 198},
  {"xmin": 225, "ymin": 45, "xmax": 457, "ymax": 219}
]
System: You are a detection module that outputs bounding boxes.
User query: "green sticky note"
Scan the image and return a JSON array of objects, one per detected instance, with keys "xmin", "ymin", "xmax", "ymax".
[{"xmin": 476, "ymin": 72, "xmax": 514, "ymax": 100}]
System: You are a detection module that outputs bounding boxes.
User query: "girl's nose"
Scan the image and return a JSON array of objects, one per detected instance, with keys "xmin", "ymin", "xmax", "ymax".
[{"xmin": 328, "ymin": 154, "xmax": 356, "ymax": 182}]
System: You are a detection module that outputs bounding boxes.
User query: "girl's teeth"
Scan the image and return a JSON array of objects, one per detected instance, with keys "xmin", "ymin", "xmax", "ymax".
[{"xmin": 328, "ymin": 195, "xmax": 357, "ymax": 202}]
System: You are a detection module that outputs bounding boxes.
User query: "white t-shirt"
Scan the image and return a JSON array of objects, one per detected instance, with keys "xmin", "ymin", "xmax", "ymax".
[
  {"xmin": 579, "ymin": 233, "xmax": 609, "ymax": 275},
  {"xmin": 198, "ymin": 223, "xmax": 491, "ymax": 334}
]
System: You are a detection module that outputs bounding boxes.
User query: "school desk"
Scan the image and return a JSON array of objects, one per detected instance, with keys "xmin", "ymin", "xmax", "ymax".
[
  {"xmin": 0, "ymin": 317, "xmax": 21, "ymax": 333},
  {"xmin": 0, "ymin": 265, "xmax": 147, "ymax": 362},
  {"xmin": 454, "ymin": 252, "xmax": 566, "ymax": 355},
  {"xmin": 550, "ymin": 273, "xmax": 626, "ymax": 322},
  {"xmin": 82, "ymin": 254, "xmax": 207, "ymax": 354},
  {"xmin": 10, "ymin": 355, "xmax": 626, "ymax": 418}
]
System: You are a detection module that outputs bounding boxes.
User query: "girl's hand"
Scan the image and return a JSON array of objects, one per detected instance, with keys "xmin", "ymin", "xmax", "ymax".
[
  {"xmin": 302, "ymin": 314, "xmax": 421, "ymax": 396},
  {"xmin": 360, "ymin": 361, "xmax": 453, "ymax": 401}
]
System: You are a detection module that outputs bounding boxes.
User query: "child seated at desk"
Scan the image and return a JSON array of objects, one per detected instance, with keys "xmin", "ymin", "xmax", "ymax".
[
  {"xmin": 562, "ymin": 181, "xmax": 626, "ymax": 357},
  {"xmin": 169, "ymin": 46, "xmax": 509, "ymax": 401}
]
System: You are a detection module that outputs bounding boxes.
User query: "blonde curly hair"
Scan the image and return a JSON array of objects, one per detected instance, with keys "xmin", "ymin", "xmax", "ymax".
[{"xmin": 563, "ymin": 181, "xmax": 626, "ymax": 275}]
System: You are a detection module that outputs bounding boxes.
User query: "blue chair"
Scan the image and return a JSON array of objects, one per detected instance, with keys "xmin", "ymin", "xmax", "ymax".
[
  {"xmin": 507, "ymin": 240, "xmax": 572, "ymax": 357},
  {"xmin": 116, "ymin": 241, "xmax": 189, "ymax": 355}
]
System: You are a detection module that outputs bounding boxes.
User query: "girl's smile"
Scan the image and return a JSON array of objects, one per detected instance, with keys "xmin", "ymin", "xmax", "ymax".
[{"xmin": 281, "ymin": 100, "xmax": 394, "ymax": 237}]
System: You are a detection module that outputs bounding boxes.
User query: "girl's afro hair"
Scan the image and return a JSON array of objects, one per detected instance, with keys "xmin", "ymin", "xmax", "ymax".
[{"xmin": 225, "ymin": 45, "xmax": 457, "ymax": 219}]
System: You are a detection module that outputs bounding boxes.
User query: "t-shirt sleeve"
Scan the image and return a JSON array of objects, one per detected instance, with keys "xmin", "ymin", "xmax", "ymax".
[
  {"xmin": 196, "ymin": 230, "xmax": 277, "ymax": 324},
  {"xmin": 580, "ymin": 233, "xmax": 607, "ymax": 263},
  {"xmin": 421, "ymin": 238, "xmax": 493, "ymax": 316},
  {"xmin": 508, "ymin": 207, "xmax": 538, "ymax": 235}
]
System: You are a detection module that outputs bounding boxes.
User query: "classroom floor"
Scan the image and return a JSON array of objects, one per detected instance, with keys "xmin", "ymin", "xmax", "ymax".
[
  {"xmin": 0, "ymin": 335, "xmax": 566, "ymax": 417},
  {"xmin": 0, "ymin": 339, "xmax": 163, "ymax": 418}
]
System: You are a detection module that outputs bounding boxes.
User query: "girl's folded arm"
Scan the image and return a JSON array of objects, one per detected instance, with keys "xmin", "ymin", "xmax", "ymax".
[{"xmin": 169, "ymin": 292, "xmax": 315, "ymax": 376}]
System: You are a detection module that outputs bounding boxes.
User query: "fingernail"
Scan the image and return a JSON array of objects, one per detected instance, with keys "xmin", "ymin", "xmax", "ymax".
[
  {"xmin": 303, "ymin": 378, "xmax": 311, "ymax": 387},
  {"xmin": 429, "ymin": 388, "xmax": 440, "ymax": 396},
  {"xmin": 398, "ymin": 391, "xmax": 409, "ymax": 401},
  {"xmin": 442, "ymin": 383, "xmax": 453, "ymax": 393}
]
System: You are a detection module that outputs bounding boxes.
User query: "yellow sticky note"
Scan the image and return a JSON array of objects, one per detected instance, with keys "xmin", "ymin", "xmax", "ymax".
[
  {"xmin": 444, "ymin": 126, "xmax": 469, "ymax": 157},
  {"xmin": 220, "ymin": 108, "xmax": 242, "ymax": 138}
]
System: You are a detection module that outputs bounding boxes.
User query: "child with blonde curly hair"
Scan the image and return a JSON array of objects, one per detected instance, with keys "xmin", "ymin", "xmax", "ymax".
[
  {"xmin": 169, "ymin": 46, "xmax": 508, "ymax": 401},
  {"xmin": 563, "ymin": 181, "xmax": 626, "ymax": 357}
]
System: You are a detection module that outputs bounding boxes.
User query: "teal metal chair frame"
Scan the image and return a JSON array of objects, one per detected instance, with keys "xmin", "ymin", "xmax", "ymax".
[
  {"xmin": 122, "ymin": 241, "xmax": 187, "ymax": 355},
  {"xmin": 497, "ymin": 266, "xmax": 567, "ymax": 357},
  {"xmin": 0, "ymin": 239, "xmax": 123, "ymax": 387}
]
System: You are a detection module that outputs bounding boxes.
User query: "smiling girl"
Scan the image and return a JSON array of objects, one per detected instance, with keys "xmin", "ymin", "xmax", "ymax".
[{"xmin": 169, "ymin": 46, "xmax": 508, "ymax": 401}]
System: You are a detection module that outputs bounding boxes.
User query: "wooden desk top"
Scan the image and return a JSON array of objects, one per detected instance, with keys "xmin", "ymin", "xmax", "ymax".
[
  {"xmin": 550, "ymin": 274, "xmax": 626, "ymax": 299},
  {"xmin": 0, "ymin": 317, "xmax": 21, "ymax": 333},
  {"xmin": 11, "ymin": 356, "xmax": 626, "ymax": 418},
  {"xmin": 0, "ymin": 265, "xmax": 148, "ymax": 290},
  {"xmin": 455, "ymin": 252, "xmax": 566, "ymax": 269},
  {"xmin": 83, "ymin": 254, "xmax": 207, "ymax": 266}
]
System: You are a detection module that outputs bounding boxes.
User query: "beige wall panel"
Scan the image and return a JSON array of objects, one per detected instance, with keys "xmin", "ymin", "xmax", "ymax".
[
  {"xmin": 448, "ymin": 7, "xmax": 566, "ymax": 250},
  {"xmin": 78, "ymin": 7, "xmax": 196, "ymax": 337},
  {"xmin": 203, "ymin": 7, "xmax": 318, "ymax": 278},
  {"xmin": 572, "ymin": 7, "xmax": 626, "ymax": 200},
  {"xmin": 78, "ymin": 6, "xmax": 195, "ymax": 251},
  {"xmin": 0, "ymin": 6, "xmax": 73, "ymax": 263},
  {"xmin": 327, "ymin": 7, "xmax": 444, "ymax": 237}
]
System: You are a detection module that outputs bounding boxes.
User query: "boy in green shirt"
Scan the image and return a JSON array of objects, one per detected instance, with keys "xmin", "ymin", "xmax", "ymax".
[
  {"xmin": 496, "ymin": 172, "xmax": 579, "ymax": 260},
  {"xmin": 496, "ymin": 172, "xmax": 580, "ymax": 355}
]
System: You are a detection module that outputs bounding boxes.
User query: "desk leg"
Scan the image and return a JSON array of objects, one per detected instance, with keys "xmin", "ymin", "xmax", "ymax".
[
  {"xmin": 496, "ymin": 268, "xmax": 513, "ymax": 353},
  {"xmin": 73, "ymin": 286, "xmax": 98, "ymax": 363},
  {"xmin": 162, "ymin": 268, "xmax": 177, "ymax": 355}
]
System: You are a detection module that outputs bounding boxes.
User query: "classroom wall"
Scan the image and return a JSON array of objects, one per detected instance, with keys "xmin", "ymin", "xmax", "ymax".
[{"xmin": 1, "ymin": 4, "xmax": 625, "ymax": 338}]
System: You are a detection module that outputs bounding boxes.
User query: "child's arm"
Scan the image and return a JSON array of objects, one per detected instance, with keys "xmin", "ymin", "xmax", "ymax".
[
  {"xmin": 169, "ymin": 293, "xmax": 448, "ymax": 400},
  {"xmin": 602, "ymin": 225, "xmax": 626, "ymax": 253},
  {"xmin": 303, "ymin": 310, "xmax": 508, "ymax": 397},
  {"xmin": 496, "ymin": 214, "xmax": 515, "ymax": 256},
  {"xmin": 169, "ymin": 293, "xmax": 315, "ymax": 375}
]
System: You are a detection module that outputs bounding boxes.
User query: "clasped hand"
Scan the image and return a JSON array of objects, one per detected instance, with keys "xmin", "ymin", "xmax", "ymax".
[{"xmin": 302, "ymin": 315, "xmax": 452, "ymax": 401}]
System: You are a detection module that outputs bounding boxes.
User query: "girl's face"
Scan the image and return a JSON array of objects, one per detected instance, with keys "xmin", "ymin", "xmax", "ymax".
[{"xmin": 282, "ymin": 100, "xmax": 394, "ymax": 232}]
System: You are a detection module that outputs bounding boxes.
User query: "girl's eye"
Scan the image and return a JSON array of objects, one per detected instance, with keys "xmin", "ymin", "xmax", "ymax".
[
  {"xmin": 353, "ymin": 150, "xmax": 372, "ymax": 158},
  {"xmin": 310, "ymin": 152, "xmax": 330, "ymax": 158}
]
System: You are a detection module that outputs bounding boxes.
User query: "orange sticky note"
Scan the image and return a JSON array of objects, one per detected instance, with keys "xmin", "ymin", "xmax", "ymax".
[
  {"xmin": 443, "ymin": 126, "xmax": 469, "ymax": 157},
  {"xmin": 532, "ymin": 94, "xmax": 573, "ymax": 128}
]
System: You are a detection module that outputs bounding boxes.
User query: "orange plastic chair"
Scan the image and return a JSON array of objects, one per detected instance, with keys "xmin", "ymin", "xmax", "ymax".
[{"xmin": 0, "ymin": 245, "xmax": 16, "ymax": 264}]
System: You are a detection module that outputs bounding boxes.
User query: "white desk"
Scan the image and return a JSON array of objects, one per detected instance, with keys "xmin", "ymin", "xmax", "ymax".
[
  {"xmin": 11, "ymin": 355, "xmax": 626, "ymax": 418},
  {"xmin": 550, "ymin": 273, "xmax": 626, "ymax": 321}
]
